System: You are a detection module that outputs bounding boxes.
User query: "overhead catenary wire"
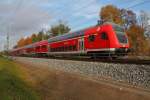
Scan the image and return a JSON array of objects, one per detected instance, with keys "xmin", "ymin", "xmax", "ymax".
[
  {"xmin": 70, "ymin": 0, "xmax": 150, "ymax": 31},
  {"xmin": 48, "ymin": 0, "xmax": 98, "ymax": 26}
]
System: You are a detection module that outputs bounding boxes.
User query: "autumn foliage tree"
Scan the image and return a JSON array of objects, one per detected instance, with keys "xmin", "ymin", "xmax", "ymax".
[
  {"xmin": 17, "ymin": 37, "xmax": 32, "ymax": 47},
  {"xmin": 100, "ymin": 5, "xmax": 123, "ymax": 25},
  {"xmin": 17, "ymin": 38, "xmax": 25, "ymax": 47},
  {"xmin": 16, "ymin": 29, "xmax": 50, "ymax": 47},
  {"xmin": 127, "ymin": 25, "xmax": 143, "ymax": 53}
]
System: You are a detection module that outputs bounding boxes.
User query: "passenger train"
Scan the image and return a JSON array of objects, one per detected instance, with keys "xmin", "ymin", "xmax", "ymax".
[{"xmin": 9, "ymin": 22, "xmax": 130, "ymax": 58}]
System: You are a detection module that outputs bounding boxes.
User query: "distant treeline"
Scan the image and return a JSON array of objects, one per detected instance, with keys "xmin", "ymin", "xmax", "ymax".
[{"xmin": 14, "ymin": 21, "xmax": 71, "ymax": 48}]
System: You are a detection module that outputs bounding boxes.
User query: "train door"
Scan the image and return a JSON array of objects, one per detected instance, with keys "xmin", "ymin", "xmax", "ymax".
[
  {"xmin": 78, "ymin": 37, "xmax": 84, "ymax": 52},
  {"xmin": 48, "ymin": 45, "xmax": 51, "ymax": 52}
]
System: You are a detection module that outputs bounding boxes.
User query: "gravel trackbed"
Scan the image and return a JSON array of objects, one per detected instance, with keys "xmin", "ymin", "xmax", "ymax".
[{"xmin": 14, "ymin": 57, "xmax": 150, "ymax": 90}]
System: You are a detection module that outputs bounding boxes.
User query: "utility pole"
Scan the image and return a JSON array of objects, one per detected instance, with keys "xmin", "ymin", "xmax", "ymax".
[
  {"xmin": 6, "ymin": 32, "xmax": 9, "ymax": 51},
  {"xmin": 6, "ymin": 22, "xmax": 10, "ymax": 54},
  {"xmin": 42, "ymin": 28, "xmax": 45, "ymax": 40}
]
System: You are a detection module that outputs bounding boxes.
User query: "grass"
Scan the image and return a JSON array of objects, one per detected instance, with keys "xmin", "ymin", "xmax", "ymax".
[{"xmin": 0, "ymin": 57, "xmax": 40, "ymax": 100}]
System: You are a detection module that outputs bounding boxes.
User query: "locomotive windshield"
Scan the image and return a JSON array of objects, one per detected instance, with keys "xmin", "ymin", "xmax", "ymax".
[{"xmin": 113, "ymin": 25, "xmax": 128, "ymax": 44}]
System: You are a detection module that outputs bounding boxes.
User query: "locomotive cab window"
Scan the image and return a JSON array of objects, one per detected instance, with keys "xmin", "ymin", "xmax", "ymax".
[
  {"xmin": 88, "ymin": 35, "xmax": 95, "ymax": 42},
  {"xmin": 41, "ymin": 45, "xmax": 47, "ymax": 49},
  {"xmin": 101, "ymin": 32, "xmax": 108, "ymax": 40},
  {"xmin": 113, "ymin": 25, "xmax": 128, "ymax": 43}
]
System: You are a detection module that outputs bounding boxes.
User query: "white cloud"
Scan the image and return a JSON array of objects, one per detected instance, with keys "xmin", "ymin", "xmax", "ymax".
[
  {"xmin": 12, "ymin": 6, "xmax": 50, "ymax": 34},
  {"xmin": 0, "ymin": 0, "xmax": 51, "ymax": 50},
  {"xmin": 0, "ymin": 1, "xmax": 51, "ymax": 36}
]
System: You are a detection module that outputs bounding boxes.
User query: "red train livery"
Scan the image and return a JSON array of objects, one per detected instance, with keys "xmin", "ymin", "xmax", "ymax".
[{"xmin": 10, "ymin": 22, "xmax": 130, "ymax": 58}]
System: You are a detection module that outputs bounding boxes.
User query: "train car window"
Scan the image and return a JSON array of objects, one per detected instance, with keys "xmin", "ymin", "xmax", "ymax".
[
  {"xmin": 59, "ymin": 47, "xmax": 61, "ymax": 51},
  {"xmin": 58, "ymin": 47, "xmax": 61, "ymax": 51},
  {"xmin": 72, "ymin": 46, "xmax": 74, "ymax": 51},
  {"xmin": 57, "ymin": 47, "xmax": 59, "ymax": 52},
  {"xmin": 64, "ymin": 46, "xmax": 68, "ymax": 51},
  {"xmin": 67, "ymin": 46, "xmax": 69, "ymax": 51},
  {"xmin": 36, "ymin": 46, "xmax": 40, "ymax": 50},
  {"xmin": 67, "ymin": 46, "xmax": 70, "ymax": 51},
  {"xmin": 69, "ymin": 46, "xmax": 72, "ymax": 51},
  {"xmin": 53, "ymin": 48, "xmax": 55, "ymax": 52},
  {"xmin": 42, "ymin": 45, "xmax": 47, "ymax": 49},
  {"xmin": 54, "ymin": 48, "xmax": 56, "ymax": 52},
  {"xmin": 57, "ymin": 47, "xmax": 59, "ymax": 51},
  {"xmin": 62, "ymin": 46, "xmax": 64, "ymax": 51},
  {"xmin": 101, "ymin": 32, "xmax": 108, "ymax": 40},
  {"xmin": 113, "ymin": 25, "xmax": 124, "ymax": 32},
  {"xmin": 88, "ymin": 35, "xmax": 95, "ymax": 42},
  {"xmin": 73, "ymin": 45, "xmax": 76, "ymax": 51}
]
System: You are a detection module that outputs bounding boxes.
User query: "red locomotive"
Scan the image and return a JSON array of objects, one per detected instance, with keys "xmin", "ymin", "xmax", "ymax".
[{"xmin": 10, "ymin": 22, "xmax": 130, "ymax": 58}]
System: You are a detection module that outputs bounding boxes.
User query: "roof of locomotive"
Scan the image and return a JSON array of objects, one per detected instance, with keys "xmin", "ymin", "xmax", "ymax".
[
  {"xmin": 34, "ymin": 40, "xmax": 48, "ymax": 46},
  {"xmin": 11, "ymin": 44, "xmax": 34, "ymax": 52},
  {"xmin": 11, "ymin": 40, "xmax": 48, "ymax": 52},
  {"xmin": 48, "ymin": 30, "xmax": 85, "ymax": 43}
]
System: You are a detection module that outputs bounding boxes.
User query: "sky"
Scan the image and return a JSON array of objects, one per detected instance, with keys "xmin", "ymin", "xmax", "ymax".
[{"xmin": 0, "ymin": 0, "xmax": 150, "ymax": 51}]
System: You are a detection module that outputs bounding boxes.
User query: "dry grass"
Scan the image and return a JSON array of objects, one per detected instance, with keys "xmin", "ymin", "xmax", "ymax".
[{"xmin": 0, "ymin": 57, "xmax": 40, "ymax": 100}]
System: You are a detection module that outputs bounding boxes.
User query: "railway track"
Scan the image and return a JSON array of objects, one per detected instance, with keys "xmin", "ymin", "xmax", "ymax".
[{"xmin": 35, "ymin": 56, "xmax": 150, "ymax": 65}]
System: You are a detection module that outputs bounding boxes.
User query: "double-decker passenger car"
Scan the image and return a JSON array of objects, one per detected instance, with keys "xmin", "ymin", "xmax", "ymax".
[
  {"xmin": 48, "ymin": 22, "xmax": 130, "ymax": 57},
  {"xmin": 10, "ymin": 22, "xmax": 130, "ymax": 58}
]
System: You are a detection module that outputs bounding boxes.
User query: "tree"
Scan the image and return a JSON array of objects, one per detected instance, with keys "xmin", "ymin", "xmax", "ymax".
[
  {"xmin": 138, "ymin": 11, "xmax": 150, "ymax": 37},
  {"xmin": 25, "ymin": 37, "xmax": 32, "ymax": 45},
  {"xmin": 126, "ymin": 25, "xmax": 150, "ymax": 55},
  {"xmin": 49, "ymin": 21, "xmax": 71, "ymax": 36},
  {"xmin": 43, "ymin": 33, "xmax": 49, "ymax": 40},
  {"xmin": 139, "ymin": 11, "xmax": 150, "ymax": 29},
  {"xmin": 120, "ymin": 9, "xmax": 137, "ymax": 29},
  {"xmin": 17, "ymin": 37, "xmax": 33, "ymax": 47},
  {"xmin": 100, "ymin": 5, "xmax": 123, "ymax": 25},
  {"xmin": 31, "ymin": 34, "xmax": 38, "ymax": 43},
  {"xmin": 17, "ymin": 38, "xmax": 25, "ymax": 47},
  {"xmin": 37, "ymin": 31, "xmax": 44, "ymax": 41}
]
